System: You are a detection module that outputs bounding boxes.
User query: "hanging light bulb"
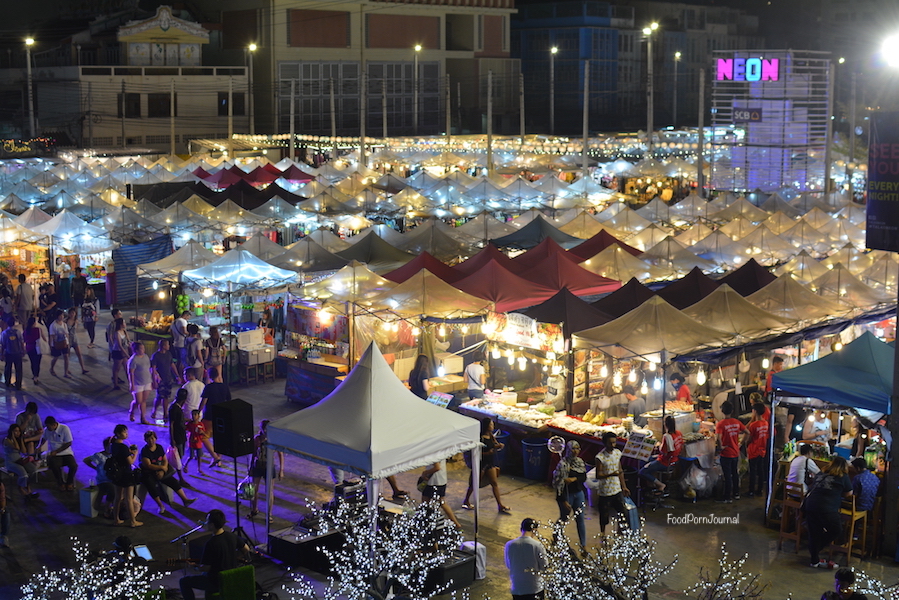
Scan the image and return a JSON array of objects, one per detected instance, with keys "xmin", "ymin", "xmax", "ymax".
[
  {"xmin": 491, "ymin": 347, "xmax": 500, "ymax": 360},
  {"xmin": 507, "ymin": 353, "xmax": 515, "ymax": 365},
  {"xmin": 438, "ymin": 325, "xmax": 446, "ymax": 337},
  {"xmin": 543, "ymin": 365, "xmax": 548, "ymax": 372},
  {"xmin": 202, "ymin": 288, "xmax": 214, "ymax": 297},
  {"xmin": 612, "ymin": 370, "xmax": 622, "ymax": 387},
  {"xmin": 640, "ymin": 380, "xmax": 649, "ymax": 395},
  {"xmin": 482, "ymin": 321, "xmax": 496, "ymax": 335},
  {"xmin": 412, "ymin": 326, "xmax": 420, "ymax": 336},
  {"xmin": 157, "ymin": 291, "xmax": 165, "ymax": 300},
  {"xmin": 461, "ymin": 324, "xmax": 469, "ymax": 334},
  {"xmin": 551, "ymin": 364, "xmax": 562, "ymax": 375},
  {"xmin": 547, "ymin": 351, "xmax": 556, "ymax": 361},
  {"xmin": 152, "ymin": 281, "xmax": 159, "ymax": 290},
  {"xmin": 834, "ymin": 341, "xmax": 843, "ymax": 351},
  {"xmin": 653, "ymin": 377, "xmax": 663, "ymax": 390},
  {"xmin": 696, "ymin": 368, "xmax": 707, "ymax": 386},
  {"xmin": 761, "ymin": 357, "xmax": 770, "ymax": 369},
  {"xmin": 600, "ymin": 363, "xmax": 609, "ymax": 378},
  {"xmin": 517, "ymin": 356, "xmax": 527, "ymax": 371},
  {"xmin": 628, "ymin": 369, "xmax": 637, "ymax": 383},
  {"xmin": 437, "ymin": 363, "xmax": 446, "ymax": 377},
  {"xmin": 648, "ymin": 360, "xmax": 657, "ymax": 371}
]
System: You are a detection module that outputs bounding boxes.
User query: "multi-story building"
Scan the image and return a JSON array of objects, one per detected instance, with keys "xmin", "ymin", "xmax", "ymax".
[
  {"xmin": 0, "ymin": 5, "xmax": 250, "ymax": 153},
  {"xmin": 512, "ymin": 0, "xmax": 765, "ymax": 135},
  {"xmin": 192, "ymin": 0, "xmax": 520, "ymax": 138}
]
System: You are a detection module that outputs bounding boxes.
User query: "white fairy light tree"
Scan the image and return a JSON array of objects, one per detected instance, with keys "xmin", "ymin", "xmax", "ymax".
[
  {"xmin": 687, "ymin": 543, "xmax": 768, "ymax": 600},
  {"xmin": 847, "ymin": 568, "xmax": 899, "ymax": 600},
  {"xmin": 284, "ymin": 496, "xmax": 465, "ymax": 600},
  {"xmin": 20, "ymin": 537, "xmax": 166, "ymax": 600}
]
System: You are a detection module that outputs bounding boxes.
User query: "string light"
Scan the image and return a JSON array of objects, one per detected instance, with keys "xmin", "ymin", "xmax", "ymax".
[
  {"xmin": 761, "ymin": 357, "xmax": 770, "ymax": 369},
  {"xmin": 640, "ymin": 380, "xmax": 649, "ymax": 395},
  {"xmin": 686, "ymin": 543, "xmax": 768, "ymax": 600}
]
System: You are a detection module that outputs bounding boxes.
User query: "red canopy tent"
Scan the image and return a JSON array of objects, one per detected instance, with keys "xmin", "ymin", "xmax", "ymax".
[
  {"xmin": 519, "ymin": 252, "xmax": 622, "ymax": 296},
  {"xmin": 567, "ymin": 229, "xmax": 642, "ymax": 261},
  {"xmin": 383, "ymin": 251, "xmax": 464, "ymax": 284},
  {"xmin": 508, "ymin": 237, "xmax": 582, "ymax": 273},
  {"xmin": 451, "ymin": 243, "xmax": 518, "ymax": 278},
  {"xmin": 453, "ymin": 259, "xmax": 557, "ymax": 312}
]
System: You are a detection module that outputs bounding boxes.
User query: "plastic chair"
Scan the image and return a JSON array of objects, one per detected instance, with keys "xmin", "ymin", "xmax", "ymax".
[
  {"xmin": 208, "ymin": 564, "xmax": 255, "ymax": 600},
  {"xmin": 829, "ymin": 496, "xmax": 867, "ymax": 565},
  {"xmin": 778, "ymin": 481, "xmax": 805, "ymax": 552}
]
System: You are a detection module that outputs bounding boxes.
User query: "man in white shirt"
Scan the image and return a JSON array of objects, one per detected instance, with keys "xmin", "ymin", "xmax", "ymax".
[
  {"xmin": 43, "ymin": 416, "xmax": 78, "ymax": 491},
  {"xmin": 419, "ymin": 459, "xmax": 461, "ymax": 528},
  {"xmin": 787, "ymin": 443, "xmax": 821, "ymax": 494},
  {"xmin": 14, "ymin": 274, "xmax": 33, "ymax": 326},
  {"xmin": 171, "ymin": 310, "xmax": 190, "ymax": 368},
  {"xmin": 504, "ymin": 518, "xmax": 547, "ymax": 600},
  {"xmin": 465, "ymin": 355, "xmax": 486, "ymax": 400}
]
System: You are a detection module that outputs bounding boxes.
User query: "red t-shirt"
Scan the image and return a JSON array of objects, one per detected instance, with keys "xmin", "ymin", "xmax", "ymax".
[
  {"xmin": 660, "ymin": 431, "xmax": 684, "ymax": 466},
  {"xmin": 676, "ymin": 384, "xmax": 692, "ymax": 403},
  {"xmin": 746, "ymin": 420, "xmax": 769, "ymax": 459},
  {"xmin": 716, "ymin": 418, "xmax": 746, "ymax": 458}
]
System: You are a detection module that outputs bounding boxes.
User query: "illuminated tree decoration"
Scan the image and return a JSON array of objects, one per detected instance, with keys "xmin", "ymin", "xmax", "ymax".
[
  {"xmin": 687, "ymin": 543, "xmax": 768, "ymax": 600},
  {"xmin": 284, "ymin": 496, "xmax": 465, "ymax": 600},
  {"xmin": 21, "ymin": 537, "xmax": 166, "ymax": 600}
]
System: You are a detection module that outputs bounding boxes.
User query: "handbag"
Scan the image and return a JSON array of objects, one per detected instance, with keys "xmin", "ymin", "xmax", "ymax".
[{"xmin": 53, "ymin": 338, "xmax": 68, "ymax": 350}]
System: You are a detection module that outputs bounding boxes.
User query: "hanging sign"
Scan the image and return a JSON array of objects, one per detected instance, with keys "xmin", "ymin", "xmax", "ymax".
[{"xmin": 484, "ymin": 311, "xmax": 563, "ymax": 353}]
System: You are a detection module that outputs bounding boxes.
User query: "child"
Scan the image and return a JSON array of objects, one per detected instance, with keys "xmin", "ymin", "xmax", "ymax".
[
  {"xmin": 746, "ymin": 403, "xmax": 769, "ymax": 497},
  {"xmin": 184, "ymin": 409, "xmax": 221, "ymax": 474},
  {"xmin": 181, "ymin": 367, "xmax": 204, "ymax": 414}
]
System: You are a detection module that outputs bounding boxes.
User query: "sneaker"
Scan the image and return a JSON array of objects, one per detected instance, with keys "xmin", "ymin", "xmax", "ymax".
[
  {"xmin": 733, "ymin": 494, "xmax": 741, "ymax": 500},
  {"xmin": 811, "ymin": 560, "xmax": 839, "ymax": 569}
]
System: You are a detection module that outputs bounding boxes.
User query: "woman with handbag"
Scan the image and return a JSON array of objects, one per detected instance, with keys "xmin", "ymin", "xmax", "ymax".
[
  {"xmin": 48, "ymin": 310, "xmax": 71, "ymax": 378},
  {"xmin": 3, "ymin": 424, "xmax": 39, "ymax": 498},
  {"xmin": 461, "ymin": 417, "xmax": 510, "ymax": 513},
  {"xmin": 552, "ymin": 439, "xmax": 589, "ymax": 551},
  {"xmin": 203, "ymin": 326, "xmax": 225, "ymax": 376},
  {"xmin": 108, "ymin": 424, "xmax": 143, "ymax": 528},
  {"xmin": 804, "ymin": 456, "xmax": 852, "ymax": 569}
]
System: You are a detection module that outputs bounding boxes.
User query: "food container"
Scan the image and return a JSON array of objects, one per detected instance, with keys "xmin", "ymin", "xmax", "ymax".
[{"xmin": 499, "ymin": 392, "xmax": 518, "ymax": 406}]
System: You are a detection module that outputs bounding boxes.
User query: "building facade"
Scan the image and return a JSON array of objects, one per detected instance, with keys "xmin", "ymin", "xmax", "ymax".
[{"xmin": 193, "ymin": 0, "xmax": 520, "ymax": 138}]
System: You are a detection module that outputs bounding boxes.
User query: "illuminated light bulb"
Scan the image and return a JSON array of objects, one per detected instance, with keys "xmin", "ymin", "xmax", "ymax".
[
  {"xmin": 834, "ymin": 341, "xmax": 843, "ymax": 351},
  {"xmin": 507, "ymin": 353, "xmax": 515, "ymax": 366},
  {"xmin": 696, "ymin": 368, "xmax": 707, "ymax": 386},
  {"xmin": 518, "ymin": 357, "xmax": 527, "ymax": 371},
  {"xmin": 628, "ymin": 369, "xmax": 637, "ymax": 383},
  {"xmin": 653, "ymin": 377, "xmax": 662, "ymax": 390},
  {"xmin": 531, "ymin": 358, "xmax": 537, "ymax": 363},
  {"xmin": 762, "ymin": 357, "xmax": 770, "ymax": 369},
  {"xmin": 152, "ymin": 281, "xmax": 158, "ymax": 290},
  {"xmin": 547, "ymin": 351, "xmax": 556, "ymax": 361},
  {"xmin": 553, "ymin": 340, "xmax": 564, "ymax": 353},
  {"xmin": 551, "ymin": 364, "xmax": 562, "ymax": 375},
  {"xmin": 807, "ymin": 414, "xmax": 816, "ymax": 422},
  {"xmin": 600, "ymin": 364, "xmax": 609, "ymax": 378},
  {"xmin": 482, "ymin": 321, "xmax": 496, "ymax": 335},
  {"xmin": 648, "ymin": 360, "xmax": 656, "ymax": 371},
  {"xmin": 412, "ymin": 326, "xmax": 420, "ymax": 336},
  {"xmin": 157, "ymin": 291, "xmax": 165, "ymax": 299},
  {"xmin": 543, "ymin": 365, "xmax": 548, "ymax": 372},
  {"xmin": 461, "ymin": 325, "xmax": 469, "ymax": 334},
  {"xmin": 202, "ymin": 288, "xmax": 213, "ymax": 297},
  {"xmin": 640, "ymin": 381, "xmax": 649, "ymax": 395},
  {"xmin": 437, "ymin": 363, "xmax": 446, "ymax": 377},
  {"xmin": 438, "ymin": 325, "xmax": 446, "ymax": 337},
  {"xmin": 612, "ymin": 370, "xmax": 622, "ymax": 387},
  {"xmin": 491, "ymin": 347, "xmax": 500, "ymax": 360}
]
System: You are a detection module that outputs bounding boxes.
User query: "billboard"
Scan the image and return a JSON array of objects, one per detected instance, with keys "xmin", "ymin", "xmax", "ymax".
[{"xmin": 866, "ymin": 112, "xmax": 899, "ymax": 252}]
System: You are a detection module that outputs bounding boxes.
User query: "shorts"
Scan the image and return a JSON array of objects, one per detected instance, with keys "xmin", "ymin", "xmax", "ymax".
[
  {"xmin": 111, "ymin": 350, "xmax": 125, "ymax": 360},
  {"xmin": 422, "ymin": 484, "xmax": 446, "ymax": 500},
  {"xmin": 468, "ymin": 389, "xmax": 484, "ymax": 400},
  {"xmin": 131, "ymin": 383, "xmax": 153, "ymax": 393},
  {"xmin": 51, "ymin": 347, "xmax": 69, "ymax": 357},
  {"xmin": 156, "ymin": 381, "xmax": 174, "ymax": 401}
]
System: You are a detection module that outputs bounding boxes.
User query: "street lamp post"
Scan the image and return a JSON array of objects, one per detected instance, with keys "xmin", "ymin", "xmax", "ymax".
[
  {"xmin": 413, "ymin": 44, "xmax": 421, "ymax": 135},
  {"xmin": 550, "ymin": 46, "xmax": 557, "ymax": 135},
  {"xmin": 25, "ymin": 37, "xmax": 35, "ymax": 139},
  {"xmin": 673, "ymin": 50, "xmax": 681, "ymax": 129},
  {"xmin": 643, "ymin": 23, "xmax": 658, "ymax": 156},
  {"xmin": 247, "ymin": 43, "xmax": 257, "ymax": 135}
]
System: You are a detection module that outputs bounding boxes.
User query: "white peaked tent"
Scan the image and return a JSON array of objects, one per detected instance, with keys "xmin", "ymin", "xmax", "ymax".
[
  {"xmin": 237, "ymin": 233, "xmax": 286, "ymax": 261},
  {"xmin": 266, "ymin": 342, "xmax": 481, "ymax": 513},
  {"xmin": 181, "ymin": 249, "xmax": 296, "ymax": 293},
  {"xmin": 137, "ymin": 240, "xmax": 218, "ymax": 281}
]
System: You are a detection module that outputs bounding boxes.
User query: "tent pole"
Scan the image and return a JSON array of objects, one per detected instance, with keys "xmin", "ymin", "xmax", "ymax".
[{"xmin": 265, "ymin": 439, "xmax": 273, "ymax": 545}]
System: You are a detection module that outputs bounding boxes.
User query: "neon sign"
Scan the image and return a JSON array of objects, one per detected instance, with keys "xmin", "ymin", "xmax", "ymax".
[{"xmin": 716, "ymin": 57, "xmax": 779, "ymax": 82}]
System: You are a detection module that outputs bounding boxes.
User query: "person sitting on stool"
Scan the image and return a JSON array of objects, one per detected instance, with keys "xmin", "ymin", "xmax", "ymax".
[{"xmin": 179, "ymin": 509, "xmax": 250, "ymax": 600}]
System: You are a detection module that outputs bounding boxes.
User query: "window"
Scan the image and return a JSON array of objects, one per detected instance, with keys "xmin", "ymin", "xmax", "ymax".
[
  {"xmin": 218, "ymin": 92, "xmax": 246, "ymax": 116},
  {"xmin": 117, "ymin": 93, "xmax": 140, "ymax": 118},
  {"xmin": 148, "ymin": 93, "xmax": 176, "ymax": 118}
]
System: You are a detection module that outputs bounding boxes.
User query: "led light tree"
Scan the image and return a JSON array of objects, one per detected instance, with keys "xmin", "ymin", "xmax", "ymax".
[
  {"xmin": 285, "ymin": 497, "xmax": 465, "ymax": 600},
  {"xmin": 21, "ymin": 537, "xmax": 166, "ymax": 600},
  {"xmin": 687, "ymin": 543, "xmax": 768, "ymax": 600}
]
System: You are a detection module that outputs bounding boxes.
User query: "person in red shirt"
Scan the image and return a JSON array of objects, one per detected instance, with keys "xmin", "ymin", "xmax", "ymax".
[
  {"xmin": 764, "ymin": 356, "xmax": 784, "ymax": 394},
  {"xmin": 638, "ymin": 415, "xmax": 685, "ymax": 493},
  {"xmin": 746, "ymin": 403, "xmax": 769, "ymax": 497},
  {"xmin": 669, "ymin": 373, "xmax": 692, "ymax": 403},
  {"xmin": 716, "ymin": 400, "xmax": 747, "ymax": 503}
]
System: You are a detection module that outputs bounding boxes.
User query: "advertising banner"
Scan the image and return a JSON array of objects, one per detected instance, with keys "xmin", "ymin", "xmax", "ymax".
[{"xmin": 867, "ymin": 111, "xmax": 899, "ymax": 252}]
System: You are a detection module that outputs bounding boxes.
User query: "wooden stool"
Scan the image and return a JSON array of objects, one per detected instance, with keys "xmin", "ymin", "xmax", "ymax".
[
  {"xmin": 240, "ymin": 363, "xmax": 260, "ymax": 385},
  {"xmin": 261, "ymin": 361, "xmax": 275, "ymax": 383},
  {"xmin": 828, "ymin": 497, "xmax": 868, "ymax": 565},
  {"xmin": 778, "ymin": 481, "xmax": 805, "ymax": 552}
]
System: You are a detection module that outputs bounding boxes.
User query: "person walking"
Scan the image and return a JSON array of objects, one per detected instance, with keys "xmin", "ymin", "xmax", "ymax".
[
  {"xmin": 462, "ymin": 417, "xmax": 510, "ymax": 513},
  {"xmin": 594, "ymin": 431, "xmax": 629, "ymax": 536},
  {"xmin": 1, "ymin": 315, "xmax": 25, "ymax": 389},
  {"xmin": 14, "ymin": 273, "xmax": 33, "ymax": 327},
  {"xmin": 805, "ymin": 456, "xmax": 852, "ymax": 569},
  {"xmin": 168, "ymin": 389, "xmax": 189, "ymax": 484},
  {"xmin": 109, "ymin": 317, "xmax": 130, "ymax": 390},
  {"xmin": 552, "ymin": 440, "xmax": 588, "ymax": 552},
  {"xmin": 23, "ymin": 316, "xmax": 45, "ymax": 385},
  {"xmin": 171, "ymin": 310, "xmax": 190, "ymax": 369},
  {"xmin": 65, "ymin": 308, "xmax": 89, "ymax": 375},
  {"xmin": 203, "ymin": 326, "xmax": 226, "ymax": 374},
  {"xmin": 81, "ymin": 288, "xmax": 99, "ymax": 348},
  {"xmin": 48, "ymin": 310, "xmax": 72, "ymax": 378},
  {"xmin": 504, "ymin": 518, "xmax": 547, "ymax": 600},
  {"xmin": 127, "ymin": 341, "xmax": 152, "ymax": 425},
  {"xmin": 151, "ymin": 339, "xmax": 181, "ymax": 423},
  {"xmin": 42, "ymin": 416, "xmax": 78, "ymax": 491},
  {"xmin": 71, "ymin": 267, "xmax": 88, "ymax": 312}
]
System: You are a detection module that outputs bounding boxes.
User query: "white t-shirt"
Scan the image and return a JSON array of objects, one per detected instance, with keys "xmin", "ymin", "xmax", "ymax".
[
  {"xmin": 787, "ymin": 455, "xmax": 821, "ymax": 494},
  {"xmin": 464, "ymin": 362, "xmax": 485, "ymax": 391},
  {"xmin": 427, "ymin": 460, "xmax": 448, "ymax": 486},
  {"xmin": 45, "ymin": 423, "xmax": 74, "ymax": 456},
  {"xmin": 594, "ymin": 448, "xmax": 623, "ymax": 496},
  {"xmin": 182, "ymin": 379, "xmax": 205, "ymax": 413},
  {"xmin": 171, "ymin": 317, "xmax": 187, "ymax": 349}
]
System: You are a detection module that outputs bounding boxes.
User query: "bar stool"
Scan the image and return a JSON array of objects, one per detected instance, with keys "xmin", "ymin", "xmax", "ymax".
[
  {"xmin": 828, "ymin": 497, "xmax": 868, "ymax": 565},
  {"xmin": 778, "ymin": 481, "xmax": 805, "ymax": 552},
  {"xmin": 261, "ymin": 360, "xmax": 275, "ymax": 383},
  {"xmin": 240, "ymin": 363, "xmax": 260, "ymax": 385}
]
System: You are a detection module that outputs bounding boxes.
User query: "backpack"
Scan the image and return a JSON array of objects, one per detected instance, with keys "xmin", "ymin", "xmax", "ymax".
[
  {"xmin": 82, "ymin": 303, "xmax": 96, "ymax": 323},
  {"xmin": 104, "ymin": 455, "xmax": 122, "ymax": 482}
]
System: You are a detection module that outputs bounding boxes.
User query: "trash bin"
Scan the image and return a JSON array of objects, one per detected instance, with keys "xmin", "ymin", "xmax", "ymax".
[
  {"xmin": 495, "ymin": 430, "xmax": 510, "ymax": 470},
  {"xmin": 522, "ymin": 438, "xmax": 549, "ymax": 481}
]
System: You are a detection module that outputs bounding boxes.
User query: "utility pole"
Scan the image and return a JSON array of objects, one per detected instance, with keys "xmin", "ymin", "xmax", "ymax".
[{"xmin": 170, "ymin": 79, "xmax": 176, "ymax": 156}]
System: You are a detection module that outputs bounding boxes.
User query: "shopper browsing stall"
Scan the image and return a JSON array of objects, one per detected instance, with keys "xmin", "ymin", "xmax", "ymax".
[{"xmin": 715, "ymin": 400, "xmax": 746, "ymax": 503}]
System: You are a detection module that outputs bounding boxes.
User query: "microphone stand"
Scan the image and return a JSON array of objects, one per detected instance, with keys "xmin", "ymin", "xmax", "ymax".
[{"xmin": 171, "ymin": 522, "xmax": 205, "ymax": 576}]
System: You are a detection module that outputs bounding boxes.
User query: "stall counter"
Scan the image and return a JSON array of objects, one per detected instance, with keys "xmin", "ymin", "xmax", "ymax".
[{"xmin": 284, "ymin": 353, "xmax": 348, "ymax": 408}]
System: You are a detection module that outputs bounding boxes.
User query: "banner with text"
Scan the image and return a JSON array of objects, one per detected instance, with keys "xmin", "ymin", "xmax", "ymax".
[{"xmin": 867, "ymin": 111, "xmax": 899, "ymax": 252}]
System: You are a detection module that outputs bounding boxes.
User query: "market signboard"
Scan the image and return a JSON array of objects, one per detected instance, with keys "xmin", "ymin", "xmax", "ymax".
[
  {"xmin": 866, "ymin": 111, "xmax": 899, "ymax": 252},
  {"xmin": 483, "ymin": 311, "xmax": 563, "ymax": 354}
]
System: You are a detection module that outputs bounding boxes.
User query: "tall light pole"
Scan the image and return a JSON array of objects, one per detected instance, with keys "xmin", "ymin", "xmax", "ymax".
[
  {"xmin": 25, "ymin": 37, "xmax": 35, "ymax": 139},
  {"xmin": 643, "ymin": 22, "xmax": 658, "ymax": 156},
  {"xmin": 550, "ymin": 46, "xmax": 557, "ymax": 135},
  {"xmin": 413, "ymin": 44, "xmax": 422, "ymax": 135},
  {"xmin": 247, "ymin": 43, "xmax": 257, "ymax": 135},
  {"xmin": 673, "ymin": 50, "xmax": 681, "ymax": 129}
]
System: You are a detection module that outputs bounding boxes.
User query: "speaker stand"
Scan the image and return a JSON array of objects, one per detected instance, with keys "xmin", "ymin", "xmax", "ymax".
[{"xmin": 232, "ymin": 455, "xmax": 256, "ymax": 549}]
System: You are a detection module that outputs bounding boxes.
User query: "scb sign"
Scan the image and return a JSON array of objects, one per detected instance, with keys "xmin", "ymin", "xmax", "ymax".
[{"xmin": 716, "ymin": 57, "xmax": 780, "ymax": 82}]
